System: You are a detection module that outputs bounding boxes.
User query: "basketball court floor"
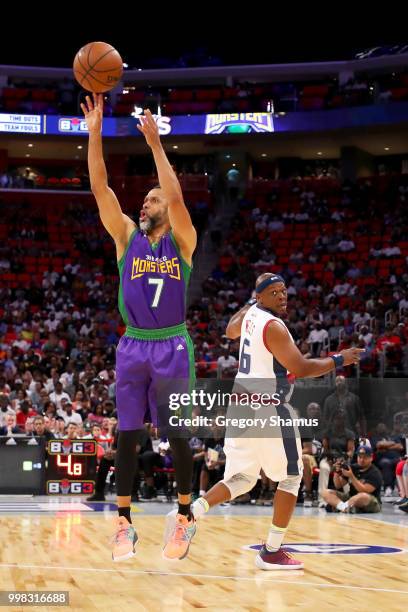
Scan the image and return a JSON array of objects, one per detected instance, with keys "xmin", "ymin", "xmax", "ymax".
[{"xmin": 0, "ymin": 497, "xmax": 407, "ymax": 611}]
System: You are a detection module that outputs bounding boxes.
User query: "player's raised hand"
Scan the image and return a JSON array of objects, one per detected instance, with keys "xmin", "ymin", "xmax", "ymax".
[
  {"xmin": 137, "ymin": 109, "xmax": 161, "ymax": 149},
  {"xmin": 80, "ymin": 93, "xmax": 103, "ymax": 133}
]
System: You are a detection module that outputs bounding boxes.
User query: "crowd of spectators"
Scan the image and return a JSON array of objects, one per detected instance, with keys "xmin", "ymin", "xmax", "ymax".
[
  {"xmin": 2, "ymin": 69, "xmax": 408, "ymax": 117},
  {"xmin": 1, "ymin": 171, "xmax": 408, "ymax": 508},
  {"xmin": 188, "ymin": 173, "xmax": 408, "ymax": 377}
]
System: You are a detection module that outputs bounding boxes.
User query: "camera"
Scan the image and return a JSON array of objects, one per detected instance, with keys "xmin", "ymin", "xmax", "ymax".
[{"xmin": 334, "ymin": 457, "xmax": 350, "ymax": 473}]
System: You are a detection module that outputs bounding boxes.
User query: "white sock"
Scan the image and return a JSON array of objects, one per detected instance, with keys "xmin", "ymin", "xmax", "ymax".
[
  {"xmin": 199, "ymin": 489, "xmax": 206, "ymax": 496},
  {"xmin": 192, "ymin": 497, "xmax": 210, "ymax": 519},
  {"xmin": 336, "ymin": 501, "xmax": 349, "ymax": 512},
  {"xmin": 266, "ymin": 524, "xmax": 287, "ymax": 552}
]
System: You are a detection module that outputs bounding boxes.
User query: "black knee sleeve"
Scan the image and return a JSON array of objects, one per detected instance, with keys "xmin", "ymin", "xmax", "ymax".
[
  {"xmin": 168, "ymin": 437, "xmax": 193, "ymax": 495},
  {"xmin": 115, "ymin": 430, "xmax": 144, "ymax": 497}
]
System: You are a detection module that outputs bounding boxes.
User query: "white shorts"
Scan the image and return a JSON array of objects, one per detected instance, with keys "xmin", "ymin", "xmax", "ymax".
[{"xmin": 223, "ymin": 435, "xmax": 303, "ymax": 483}]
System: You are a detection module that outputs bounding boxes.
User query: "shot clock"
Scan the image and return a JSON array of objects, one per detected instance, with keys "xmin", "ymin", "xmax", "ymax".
[{"xmin": 46, "ymin": 439, "xmax": 97, "ymax": 495}]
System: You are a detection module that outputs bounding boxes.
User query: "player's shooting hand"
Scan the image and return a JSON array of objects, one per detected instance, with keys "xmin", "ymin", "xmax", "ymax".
[
  {"xmin": 137, "ymin": 109, "xmax": 161, "ymax": 149},
  {"xmin": 80, "ymin": 93, "xmax": 103, "ymax": 133}
]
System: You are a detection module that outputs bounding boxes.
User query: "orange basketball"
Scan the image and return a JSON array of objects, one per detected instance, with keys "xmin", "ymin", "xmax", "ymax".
[{"xmin": 73, "ymin": 41, "xmax": 123, "ymax": 93}]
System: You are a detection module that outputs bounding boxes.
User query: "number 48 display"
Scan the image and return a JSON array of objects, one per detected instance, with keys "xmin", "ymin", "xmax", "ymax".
[{"xmin": 57, "ymin": 454, "xmax": 82, "ymax": 476}]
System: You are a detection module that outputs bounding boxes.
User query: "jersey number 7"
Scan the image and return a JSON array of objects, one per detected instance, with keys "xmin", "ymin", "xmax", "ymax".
[{"xmin": 148, "ymin": 278, "xmax": 164, "ymax": 308}]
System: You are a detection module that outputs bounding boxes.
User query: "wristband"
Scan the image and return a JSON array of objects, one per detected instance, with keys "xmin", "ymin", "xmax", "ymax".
[{"xmin": 331, "ymin": 354, "xmax": 344, "ymax": 369}]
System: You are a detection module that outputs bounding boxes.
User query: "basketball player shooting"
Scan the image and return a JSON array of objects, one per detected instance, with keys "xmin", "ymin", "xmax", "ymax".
[
  {"xmin": 81, "ymin": 94, "xmax": 197, "ymax": 562},
  {"xmin": 191, "ymin": 273, "xmax": 364, "ymax": 569}
]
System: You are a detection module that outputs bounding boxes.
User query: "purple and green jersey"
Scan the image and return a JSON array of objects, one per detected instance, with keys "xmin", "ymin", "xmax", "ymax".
[
  {"xmin": 118, "ymin": 228, "xmax": 191, "ymax": 330},
  {"xmin": 116, "ymin": 228, "xmax": 195, "ymax": 431}
]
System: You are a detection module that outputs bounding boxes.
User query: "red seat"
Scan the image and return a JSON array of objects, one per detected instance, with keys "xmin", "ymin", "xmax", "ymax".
[
  {"xmin": 164, "ymin": 102, "xmax": 190, "ymax": 114},
  {"xmin": 32, "ymin": 89, "xmax": 56, "ymax": 101},
  {"xmin": 195, "ymin": 89, "xmax": 222, "ymax": 101},
  {"xmin": 114, "ymin": 103, "xmax": 133, "ymax": 115},
  {"xmin": 302, "ymin": 85, "xmax": 330, "ymax": 97},
  {"xmin": 299, "ymin": 97, "xmax": 325, "ymax": 110},
  {"xmin": 3, "ymin": 99, "xmax": 20, "ymax": 111},
  {"xmin": 391, "ymin": 87, "xmax": 408, "ymax": 100},
  {"xmin": 3, "ymin": 87, "xmax": 29, "ymax": 99},
  {"xmin": 168, "ymin": 89, "xmax": 193, "ymax": 102},
  {"xmin": 236, "ymin": 99, "xmax": 250, "ymax": 111}
]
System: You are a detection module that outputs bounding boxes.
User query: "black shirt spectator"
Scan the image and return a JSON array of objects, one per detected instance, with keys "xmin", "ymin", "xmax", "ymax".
[
  {"xmin": 322, "ymin": 376, "xmax": 365, "ymax": 433},
  {"xmin": 370, "ymin": 423, "xmax": 404, "ymax": 491},
  {"xmin": 348, "ymin": 462, "xmax": 383, "ymax": 502}
]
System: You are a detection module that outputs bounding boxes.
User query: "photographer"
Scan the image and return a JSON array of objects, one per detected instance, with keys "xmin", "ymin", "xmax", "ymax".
[{"xmin": 322, "ymin": 445, "xmax": 382, "ymax": 513}]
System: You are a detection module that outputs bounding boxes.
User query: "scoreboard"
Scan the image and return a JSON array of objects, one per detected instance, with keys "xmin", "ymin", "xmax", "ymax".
[
  {"xmin": 0, "ymin": 437, "xmax": 98, "ymax": 495},
  {"xmin": 46, "ymin": 439, "xmax": 97, "ymax": 495}
]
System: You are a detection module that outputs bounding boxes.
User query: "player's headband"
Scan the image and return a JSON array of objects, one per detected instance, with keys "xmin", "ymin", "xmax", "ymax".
[{"xmin": 255, "ymin": 275, "xmax": 285, "ymax": 294}]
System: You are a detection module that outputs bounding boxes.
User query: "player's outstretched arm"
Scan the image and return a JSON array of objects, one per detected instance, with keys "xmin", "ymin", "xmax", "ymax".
[
  {"xmin": 81, "ymin": 93, "xmax": 134, "ymax": 244},
  {"xmin": 265, "ymin": 321, "xmax": 364, "ymax": 378},
  {"xmin": 137, "ymin": 109, "xmax": 197, "ymax": 262}
]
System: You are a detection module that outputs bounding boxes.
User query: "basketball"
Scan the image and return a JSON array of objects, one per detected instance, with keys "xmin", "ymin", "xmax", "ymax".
[{"xmin": 73, "ymin": 41, "xmax": 123, "ymax": 93}]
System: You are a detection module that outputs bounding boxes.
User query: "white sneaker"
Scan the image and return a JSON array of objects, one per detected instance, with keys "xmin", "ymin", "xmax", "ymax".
[
  {"xmin": 163, "ymin": 508, "xmax": 178, "ymax": 546},
  {"xmin": 303, "ymin": 495, "xmax": 313, "ymax": 508}
]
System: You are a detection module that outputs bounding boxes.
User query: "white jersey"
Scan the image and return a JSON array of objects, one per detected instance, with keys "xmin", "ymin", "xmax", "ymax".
[
  {"xmin": 223, "ymin": 303, "xmax": 303, "ymax": 484},
  {"xmin": 237, "ymin": 303, "xmax": 294, "ymax": 378},
  {"xmin": 235, "ymin": 304, "xmax": 295, "ymax": 404}
]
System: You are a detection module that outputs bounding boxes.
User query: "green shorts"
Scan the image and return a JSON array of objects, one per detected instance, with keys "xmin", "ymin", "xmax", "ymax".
[{"xmin": 336, "ymin": 491, "xmax": 381, "ymax": 513}]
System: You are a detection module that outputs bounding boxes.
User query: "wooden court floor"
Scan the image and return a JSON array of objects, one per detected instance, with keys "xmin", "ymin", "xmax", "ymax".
[{"xmin": 0, "ymin": 513, "xmax": 407, "ymax": 611}]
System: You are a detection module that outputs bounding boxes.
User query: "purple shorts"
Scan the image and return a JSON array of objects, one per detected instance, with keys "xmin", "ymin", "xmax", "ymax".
[{"xmin": 115, "ymin": 333, "xmax": 195, "ymax": 431}]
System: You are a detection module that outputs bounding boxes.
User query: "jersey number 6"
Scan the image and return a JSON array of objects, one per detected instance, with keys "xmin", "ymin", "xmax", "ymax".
[{"xmin": 239, "ymin": 338, "xmax": 251, "ymax": 374}]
